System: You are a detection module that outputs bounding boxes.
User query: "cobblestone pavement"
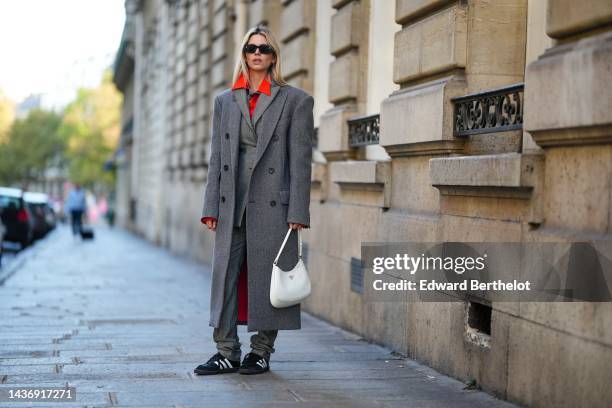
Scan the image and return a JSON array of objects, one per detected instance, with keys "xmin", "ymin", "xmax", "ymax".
[{"xmin": 0, "ymin": 224, "xmax": 520, "ymax": 407}]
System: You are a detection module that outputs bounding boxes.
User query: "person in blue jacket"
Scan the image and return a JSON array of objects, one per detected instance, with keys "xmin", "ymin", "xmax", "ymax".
[{"xmin": 65, "ymin": 183, "xmax": 87, "ymax": 238}]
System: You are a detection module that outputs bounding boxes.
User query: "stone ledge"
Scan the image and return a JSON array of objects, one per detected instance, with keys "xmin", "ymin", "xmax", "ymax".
[
  {"xmin": 330, "ymin": 160, "xmax": 391, "ymax": 208},
  {"xmin": 318, "ymin": 104, "xmax": 358, "ymax": 159},
  {"xmin": 546, "ymin": 0, "xmax": 612, "ymax": 39},
  {"xmin": 385, "ymin": 140, "xmax": 465, "ymax": 158},
  {"xmin": 380, "ymin": 75, "xmax": 467, "ymax": 157},
  {"xmin": 429, "ymin": 153, "xmax": 543, "ymax": 197},
  {"xmin": 395, "ymin": 0, "xmax": 454, "ymax": 25},
  {"xmin": 527, "ymin": 124, "xmax": 612, "ymax": 148},
  {"xmin": 524, "ymin": 30, "xmax": 612, "ymax": 146}
]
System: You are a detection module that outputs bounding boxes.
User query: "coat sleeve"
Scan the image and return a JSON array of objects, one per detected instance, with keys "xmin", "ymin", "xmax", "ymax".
[
  {"xmin": 286, "ymin": 94, "xmax": 314, "ymax": 228},
  {"xmin": 201, "ymin": 95, "xmax": 223, "ymax": 221},
  {"xmin": 201, "ymin": 216, "xmax": 217, "ymax": 224}
]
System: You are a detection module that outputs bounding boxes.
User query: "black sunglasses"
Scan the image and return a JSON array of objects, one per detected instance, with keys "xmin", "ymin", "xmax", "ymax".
[{"xmin": 243, "ymin": 43, "xmax": 275, "ymax": 54}]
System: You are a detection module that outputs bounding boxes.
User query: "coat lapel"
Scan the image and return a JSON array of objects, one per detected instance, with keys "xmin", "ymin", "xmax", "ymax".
[
  {"xmin": 253, "ymin": 84, "xmax": 287, "ymax": 171},
  {"xmin": 235, "ymin": 89, "xmax": 255, "ymax": 133},
  {"xmin": 229, "ymin": 80, "xmax": 288, "ymax": 175},
  {"xmin": 251, "ymin": 82, "xmax": 279, "ymax": 127}
]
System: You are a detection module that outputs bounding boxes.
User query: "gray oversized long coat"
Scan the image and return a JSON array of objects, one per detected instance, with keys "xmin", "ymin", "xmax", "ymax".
[{"xmin": 201, "ymin": 78, "xmax": 314, "ymax": 332}]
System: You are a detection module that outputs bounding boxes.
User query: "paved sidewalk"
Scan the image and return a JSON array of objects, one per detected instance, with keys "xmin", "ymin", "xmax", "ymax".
[{"xmin": 0, "ymin": 224, "xmax": 519, "ymax": 407}]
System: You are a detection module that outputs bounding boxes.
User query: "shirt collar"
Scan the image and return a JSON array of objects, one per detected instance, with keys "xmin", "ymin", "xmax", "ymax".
[{"xmin": 231, "ymin": 72, "xmax": 272, "ymax": 96}]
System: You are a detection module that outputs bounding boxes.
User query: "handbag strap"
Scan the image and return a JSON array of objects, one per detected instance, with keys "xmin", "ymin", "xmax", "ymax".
[{"xmin": 273, "ymin": 227, "xmax": 302, "ymax": 265}]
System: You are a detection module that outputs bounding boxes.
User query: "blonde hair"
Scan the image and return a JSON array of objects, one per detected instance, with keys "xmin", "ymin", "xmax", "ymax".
[{"xmin": 232, "ymin": 25, "xmax": 288, "ymax": 87}]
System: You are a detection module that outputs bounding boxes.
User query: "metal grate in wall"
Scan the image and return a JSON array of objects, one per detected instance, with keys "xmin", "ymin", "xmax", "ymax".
[
  {"xmin": 350, "ymin": 257, "xmax": 364, "ymax": 294},
  {"xmin": 451, "ymin": 82, "xmax": 524, "ymax": 137},
  {"xmin": 347, "ymin": 114, "xmax": 380, "ymax": 148}
]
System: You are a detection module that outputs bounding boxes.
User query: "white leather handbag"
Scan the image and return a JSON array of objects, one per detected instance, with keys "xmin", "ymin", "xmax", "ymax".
[{"xmin": 270, "ymin": 226, "xmax": 311, "ymax": 308}]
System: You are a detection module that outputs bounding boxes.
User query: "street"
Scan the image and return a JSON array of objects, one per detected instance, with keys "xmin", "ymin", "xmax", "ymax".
[{"xmin": 0, "ymin": 224, "xmax": 519, "ymax": 407}]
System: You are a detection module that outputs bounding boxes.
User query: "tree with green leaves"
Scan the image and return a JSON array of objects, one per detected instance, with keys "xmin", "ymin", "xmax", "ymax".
[
  {"xmin": 0, "ymin": 109, "xmax": 64, "ymax": 189},
  {"xmin": 58, "ymin": 69, "xmax": 122, "ymax": 192}
]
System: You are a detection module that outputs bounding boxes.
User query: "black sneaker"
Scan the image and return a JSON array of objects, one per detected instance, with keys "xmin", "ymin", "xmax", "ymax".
[
  {"xmin": 238, "ymin": 352, "xmax": 270, "ymax": 375},
  {"xmin": 194, "ymin": 352, "xmax": 240, "ymax": 375}
]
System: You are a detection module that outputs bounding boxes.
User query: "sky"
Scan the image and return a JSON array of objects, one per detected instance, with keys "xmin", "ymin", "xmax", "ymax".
[{"xmin": 0, "ymin": 0, "xmax": 125, "ymax": 111}]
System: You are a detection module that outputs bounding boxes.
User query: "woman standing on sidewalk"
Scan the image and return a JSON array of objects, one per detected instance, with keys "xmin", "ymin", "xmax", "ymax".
[{"xmin": 195, "ymin": 25, "xmax": 314, "ymax": 375}]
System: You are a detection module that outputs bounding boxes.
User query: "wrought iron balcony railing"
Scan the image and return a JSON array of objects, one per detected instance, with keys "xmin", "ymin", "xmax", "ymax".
[
  {"xmin": 347, "ymin": 113, "xmax": 380, "ymax": 148},
  {"xmin": 451, "ymin": 83, "xmax": 524, "ymax": 137}
]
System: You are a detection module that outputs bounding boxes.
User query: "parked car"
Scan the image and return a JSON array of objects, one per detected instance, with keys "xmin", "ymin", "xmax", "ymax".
[
  {"xmin": 24, "ymin": 192, "xmax": 56, "ymax": 239},
  {"xmin": 0, "ymin": 187, "xmax": 33, "ymax": 249},
  {"xmin": 45, "ymin": 203, "xmax": 58, "ymax": 229},
  {"xmin": 51, "ymin": 197, "xmax": 66, "ymax": 224}
]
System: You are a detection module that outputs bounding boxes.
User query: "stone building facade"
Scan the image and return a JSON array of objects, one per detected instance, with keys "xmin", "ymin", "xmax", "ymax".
[{"xmin": 113, "ymin": 1, "xmax": 612, "ymax": 406}]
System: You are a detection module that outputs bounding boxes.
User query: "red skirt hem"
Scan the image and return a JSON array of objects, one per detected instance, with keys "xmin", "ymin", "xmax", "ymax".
[{"xmin": 237, "ymin": 251, "xmax": 248, "ymax": 325}]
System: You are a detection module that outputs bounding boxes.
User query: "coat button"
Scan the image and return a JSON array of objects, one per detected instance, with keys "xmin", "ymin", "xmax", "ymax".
[
  {"xmin": 223, "ymin": 164, "xmax": 228, "ymax": 171},
  {"xmin": 270, "ymin": 200, "xmax": 276, "ymax": 207},
  {"xmin": 268, "ymin": 167, "xmax": 275, "ymax": 174},
  {"xmin": 272, "ymin": 134, "xmax": 279, "ymax": 142},
  {"xmin": 221, "ymin": 196, "xmax": 226, "ymax": 202},
  {"xmin": 225, "ymin": 133, "xmax": 229, "ymax": 139}
]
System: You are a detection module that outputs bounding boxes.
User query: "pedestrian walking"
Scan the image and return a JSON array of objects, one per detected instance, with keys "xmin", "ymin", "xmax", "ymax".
[
  {"xmin": 65, "ymin": 183, "xmax": 87, "ymax": 238},
  {"xmin": 195, "ymin": 25, "xmax": 314, "ymax": 376}
]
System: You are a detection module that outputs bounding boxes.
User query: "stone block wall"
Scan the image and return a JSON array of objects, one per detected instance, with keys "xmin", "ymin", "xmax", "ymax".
[{"xmin": 302, "ymin": 1, "xmax": 612, "ymax": 407}]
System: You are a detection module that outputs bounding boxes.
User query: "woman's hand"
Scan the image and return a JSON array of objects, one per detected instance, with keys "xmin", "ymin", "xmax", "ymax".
[
  {"xmin": 288, "ymin": 223, "xmax": 306, "ymax": 230},
  {"xmin": 205, "ymin": 219, "xmax": 217, "ymax": 231}
]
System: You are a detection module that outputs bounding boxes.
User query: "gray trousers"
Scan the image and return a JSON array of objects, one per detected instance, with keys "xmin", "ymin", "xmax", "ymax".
[{"xmin": 213, "ymin": 216, "xmax": 278, "ymax": 361}]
